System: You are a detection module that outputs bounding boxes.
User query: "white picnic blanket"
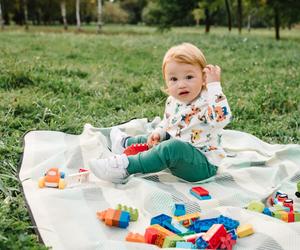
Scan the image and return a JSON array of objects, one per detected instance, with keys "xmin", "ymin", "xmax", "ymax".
[{"xmin": 19, "ymin": 118, "xmax": 300, "ymax": 250}]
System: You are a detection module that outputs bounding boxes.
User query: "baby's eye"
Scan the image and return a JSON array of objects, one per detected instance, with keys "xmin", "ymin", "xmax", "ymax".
[
  {"xmin": 186, "ymin": 75, "xmax": 194, "ymax": 80},
  {"xmin": 170, "ymin": 77, "xmax": 177, "ymax": 82}
]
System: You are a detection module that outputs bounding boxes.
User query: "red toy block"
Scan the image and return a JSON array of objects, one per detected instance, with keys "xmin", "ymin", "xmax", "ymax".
[
  {"xmin": 125, "ymin": 232, "xmax": 145, "ymax": 243},
  {"xmin": 145, "ymin": 227, "xmax": 159, "ymax": 244},
  {"xmin": 288, "ymin": 212, "xmax": 295, "ymax": 222},
  {"xmin": 191, "ymin": 186, "xmax": 209, "ymax": 196},
  {"xmin": 203, "ymin": 224, "xmax": 227, "ymax": 249},
  {"xmin": 123, "ymin": 143, "xmax": 149, "ymax": 156},
  {"xmin": 155, "ymin": 234, "xmax": 166, "ymax": 248},
  {"xmin": 220, "ymin": 233, "xmax": 236, "ymax": 250}
]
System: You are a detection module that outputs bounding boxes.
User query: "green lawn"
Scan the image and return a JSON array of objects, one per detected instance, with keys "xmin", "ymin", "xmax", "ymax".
[{"xmin": 0, "ymin": 25, "xmax": 299, "ymax": 248}]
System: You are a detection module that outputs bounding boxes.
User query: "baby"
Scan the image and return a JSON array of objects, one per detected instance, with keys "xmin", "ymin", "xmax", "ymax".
[{"xmin": 89, "ymin": 43, "xmax": 231, "ymax": 184}]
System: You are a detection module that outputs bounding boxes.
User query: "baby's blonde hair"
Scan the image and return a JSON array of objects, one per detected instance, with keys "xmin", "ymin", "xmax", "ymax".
[{"xmin": 162, "ymin": 43, "xmax": 207, "ymax": 80}]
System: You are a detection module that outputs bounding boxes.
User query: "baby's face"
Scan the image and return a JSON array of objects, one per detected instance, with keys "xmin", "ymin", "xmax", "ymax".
[{"xmin": 165, "ymin": 61, "xmax": 204, "ymax": 103}]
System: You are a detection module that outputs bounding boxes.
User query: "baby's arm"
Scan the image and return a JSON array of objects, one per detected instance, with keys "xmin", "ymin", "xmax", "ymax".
[{"xmin": 203, "ymin": 65, "xmax": 232, "ymax": 128}]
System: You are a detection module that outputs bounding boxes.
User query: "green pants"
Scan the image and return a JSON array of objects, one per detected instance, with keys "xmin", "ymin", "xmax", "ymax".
[{"xmin": 126, "ymin": 136, "xmax": 217, "ymax": 182}]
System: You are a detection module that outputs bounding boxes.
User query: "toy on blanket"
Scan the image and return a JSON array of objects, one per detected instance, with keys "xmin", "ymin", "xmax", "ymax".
[
  {"xmin": 247, "ymin": 191, "xmax": 300, "ymax": 223},
  {"xmin": 123, "ymin": 143, "xmax": 149, "ymax": 156},
  {"xmin": 190, "ymin": 186, "xmax": 211, "ymax": 200},
  {"xmin": 116, "ymin": 204, "xmax": 139, "ymax": 221},
  {"xmin": 125, "ymin": 203, "xmax": 247, "ymax": 249},
  {"xmin": 38, "ymin": 167, "xmax": 66, "ymax": 189},
  {"xmin": 65, "ymin": 168, "xmax": 90, "ymax": 187},
  {"xmin": 295, "ymin": 181, "xmax": 300, "ymax": 198},
  {"xmin": 96, "ymin": 208, "xmax": 131, "ymax": 228}
]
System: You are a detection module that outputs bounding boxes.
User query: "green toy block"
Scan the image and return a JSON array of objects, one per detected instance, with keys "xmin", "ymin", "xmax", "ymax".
[
  {"xmin": 162, "ymin": 235, "xmax": 184, "ymax": 248},
  {"xmin": 116, "ymin": 204, "xmax": 138, "ymax": 221},
  {"xmin": 294, "ymin": 211, "xmax": 300, "ymax": 222},
  {"xmin": 273, "ymin": 211, "xmax": 283, "ymax": 220}
]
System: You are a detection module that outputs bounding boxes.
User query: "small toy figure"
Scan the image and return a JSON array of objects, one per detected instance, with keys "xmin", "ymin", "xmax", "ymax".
[
  {"xmin": 38, "ymin": 167, "xmax": 66, "ymax": 189},
  {"xmin": 295, "ymin": 181, "xmax": 300, "ymax": 198}
]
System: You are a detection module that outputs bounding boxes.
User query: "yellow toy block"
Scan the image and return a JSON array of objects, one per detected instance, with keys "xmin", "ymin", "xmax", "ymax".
[
  {"xmin": 173, "ymin": 212, "xmax": 201, "ymax": 222},
  {"xmin": 237, "ymin": 224, "xmax": 254, "ymax": 238}
]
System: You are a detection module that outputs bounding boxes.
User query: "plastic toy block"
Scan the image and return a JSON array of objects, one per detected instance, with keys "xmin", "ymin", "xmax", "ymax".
[
  {"xmin": 149, "ymin": 224, "xmax": 175, "ymax": 236},
  {"xmin": 151, "ymin": 214, "xmax": 172, "ymax": 226},
  {"xmin": 173, "ymin": 203, "xmax": 186, "ymax": 216},
  {"xmin": 171, "ymin": 221, "xmax": 189, "ymax": 234},
  {"xmin": 195, "ymin": 236, "xmax": 208, "ymax": 249},
  {"xmin": 191, "ymin": 218, "xmax": 218, "ymax": 232},
  {"xmin": 96, "ymin": 211, "xmax": 106, "ymax": 221},
  {"xmin": 145, "ymin": 227, "xmax": 159, "ymax": 244},
  {"xmin": 112, "ymin": 209, "xmax": 122, "ymax": 226},
  {"xmin": 125, "ymin": 232, "xmax": 145, "ymax": 243},
  {"xmin": 237, "ymin": 224, "xmax": 254, "ymax": 238},
  {"xmin": 123, "ymin": 143, "xmax": 149, "ymax": 156},
  {"xmin": 247, "ymin": 200, "xmax": 265, "ymax": 213},
  {"xmin": 183, "ymin": 233, "xmax": 204, "ymax": 244},
  {"xmin": 116, "ymin": 204, "xmax": 138, "ymax": 221},
  {"xmin": 191, "ymin": 186, "xmax": 209, "ymax": 196},
  {"xmin": 202, "ymin": 224, "xmax": 227, "ymax": 249},
  {"xmin": 176, "ymin": 241, "xmax": 196, "ymax": 249},
  {"xmin": 162, "ymin": 221, "xmax": 182, "ymax": 234},
  {"xmin": 227, "ymin": 229, "xmax": 237, "ymax": 240},
  {"xmin": 288, "ymin": 212, "xmax": 294, "ymax": 222},
  {"xmin": 220, "ymin": 233, "xmax": 237, "ymax": 250},
  {"xmin": 283, "ymin": 199, "xmax": 294, "ymax": 212},
  {"xmin": 294, "ymin": 211, "xmax": 300, "ymax": 222},
  {"xmin": 119, "ymin": 211, "xmax": 130, "ymax": 228},
  {"xmin": 162, "ymin": 235, "xmax": 185, "ymax": 248},
  {"xmin": 173, "ymin": 212, "xmax": 201, "ymax": 223},
  {"xmin": 190, "ymin": 190, "xmax": 212, "ymax": 200},
  {"xmin": 104, "ymin": 208, "xmax": 115, "ymax": 226},
  {"xmin": 155, "ymin": 233, "xmax": 166, "ymax": 248},
  {"xmin": 217, "ymin": 215, "xmax": 239, "ymax": 230},
  {"xmin": 263, "ymin": 207, "xmax": 273, "ymax": 216}
]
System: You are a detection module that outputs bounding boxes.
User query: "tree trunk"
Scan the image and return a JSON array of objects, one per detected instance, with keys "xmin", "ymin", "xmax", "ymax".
[
  {"xmin": 76, "ymin": 0, "xmax": 81, "ymax": 31},
  {"xmin": 97, "ymin": 0, "xmax": 102, "ymax": 33},
  {"xmin": 224, "ymin": 0, "xmax": 231, "ymax": 32},
  {"xmin": 24, "ymin": 0, "xmax": 29, "ymax": 30},
  {"xmin": 60, "ymin": 1, "xmax": 68, "ymax": 30},
  {"xmin": 274, "ymin": 6, "xmax": 280, "ymax": 40},
  {"xmin": 205, "ymin": 8, "xmax": 210, "ymax": 33},
  {"xmin": 0, "ymin": 1, "xmax": 4, "ymax": 30},
  {"xmin": 237, "ymin": 0, "xmax": 242, "ymax": 34},
  {"xmin": 247, "ymin": 14, "xmax": 251, "ymax": 32}
]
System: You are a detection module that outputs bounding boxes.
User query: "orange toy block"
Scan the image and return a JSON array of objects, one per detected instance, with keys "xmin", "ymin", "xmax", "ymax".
[
  {"xmin": 155, "ymin": 234, "xmax": 166, "ymax": 248},
  {"xmin": 149, "ymin": 224, "xmax": 175, "ymax": 236},
  {"xmin": 145, "ymin": 227, "xmax": 159, "ymax": 244},
  {"xmin": 125, "ymin": 232, "xmax": 145, "ymax": 243},
  {"xmin": 112, "ymin": 209, "xmax": 122, "ymax": 226},
  {"xmin": 96, "ymin": 211, "xmax": 106, "ymax": 221},
  {"xmin": 104, "ymin": 208, "xmax": 115, "ymax": 226}
]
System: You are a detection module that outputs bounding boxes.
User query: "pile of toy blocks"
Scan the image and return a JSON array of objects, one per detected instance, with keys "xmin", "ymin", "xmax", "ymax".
[
  {"xmin": 247, "ymin": 191, "xmax": 300, "ymax": 223},
  {"xmin": 125, "ymin": 203, "xmax": 254, "ymax": 249}
]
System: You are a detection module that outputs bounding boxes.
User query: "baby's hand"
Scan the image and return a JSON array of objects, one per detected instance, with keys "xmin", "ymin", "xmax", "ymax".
[
  {"xmin": 203, "ymin": 64, "xmax": 221, "ymax": 85},
  {"xmin": 147, "ymin": 133, "xmax": 160, "ymax": 148}
]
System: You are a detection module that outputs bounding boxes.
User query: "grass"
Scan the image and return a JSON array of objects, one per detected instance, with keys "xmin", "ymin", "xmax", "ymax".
[{"xmin": 0, "ymin": 25, "xmax": 299, "ymax": 248}]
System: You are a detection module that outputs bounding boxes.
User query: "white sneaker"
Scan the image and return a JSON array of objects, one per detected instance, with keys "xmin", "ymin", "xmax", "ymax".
[
  {"xmin": 110, "ymin": 127, "xmax": 129, "ymax": 154},
  {"xmin": 88, "ymin": 154, "xmax": 129, "ymax": 184}
]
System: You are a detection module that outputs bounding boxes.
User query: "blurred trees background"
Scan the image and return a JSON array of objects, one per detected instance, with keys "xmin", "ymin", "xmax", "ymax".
[{"xmin": 0, "ymin": 0, "xmax": 299, "ymax": 39}]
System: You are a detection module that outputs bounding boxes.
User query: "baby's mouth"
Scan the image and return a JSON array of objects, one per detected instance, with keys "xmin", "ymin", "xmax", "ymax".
[{"xmin": 179, "ymin": 91, "xmax": 189, "ymax": 96}]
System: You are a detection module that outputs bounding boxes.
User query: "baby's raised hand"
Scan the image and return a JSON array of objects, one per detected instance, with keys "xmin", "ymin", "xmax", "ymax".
[
  {"xmin": 147, "ymin": 133, "xmax": 160, "ymax": 148},
  {"xmin": 203, "ymin": 64, "xmax": 221, "ymax": 85}
]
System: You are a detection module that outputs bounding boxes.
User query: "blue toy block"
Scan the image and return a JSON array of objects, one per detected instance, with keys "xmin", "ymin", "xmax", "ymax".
[
  {"xmin": 150, "ymin": 213, "xmax": 172, "ymax": 226},
  {"xmin": 173, "ymin": 203, "xmax": 186, "ymax": 216},
  {"xmin": 119, "ymin": 211, "xmax": 130, "ymax": 228},
  {"xmin": 227, "ymin": 229, "xmax": 237, "ymax": 240},
  {"xmin": 176, "ymin": 241, "xmax": 196, "ymax": 249},
  {"xmin": 217, "ymin": 215, "xmax": 239, "ymax": 230},
  {"xmin": 172, "ymin": 221, "xmax": 189, "ymax": 234},
  {"xmin": 162, "ymin": 221, "xmax": 182, "ymax": 234},
  {"xmin": 195, "ymin": 236, "xmax": 208, "ymax": 249},
  {"xmin": 190, "ymin": 190, "xmax": 211, "ymax": 200},
  {"xmin": 263, "ymin": 207, "xmax": 273, "ymax": 216},
  {"xmin": 190, "ymin": 218, "xmax": 218, "ymax": 233}
]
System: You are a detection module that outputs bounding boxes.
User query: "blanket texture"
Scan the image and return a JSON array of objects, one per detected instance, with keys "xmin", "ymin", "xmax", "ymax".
[{"xmin": 19, "ymin": 118, "xmax": 300, "ymax": 250}]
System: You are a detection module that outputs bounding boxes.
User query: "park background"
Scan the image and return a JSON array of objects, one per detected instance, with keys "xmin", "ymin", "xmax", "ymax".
[{"xmin": 0, "ymin": 0, "xmax": 300, "ymax": 248}]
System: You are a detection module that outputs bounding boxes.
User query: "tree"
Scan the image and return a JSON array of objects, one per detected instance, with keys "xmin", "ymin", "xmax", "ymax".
[
  {"xmin": 224, "ymin": 0, "xmax": 232, "ymax": 31},
  {"xmin": 97, "ymin": 0, "xmax": 102, "ymax": 33},
  {"xmin": 76, "ymin": 0, "xmax": 81, "ymax": 30},
  {"xmin": 0, "ymin": 0, "xmax": 4, "ymax": 29},
  {"xmin": 23, "ymin": 0, "xmax": 29, "ymax": 30},
  {"xmin": 192, "ymin": 7, "xmax": 203, "ymax": 26},
  {"xmin": 237, "ymin": 0, "xmax": 243, "ymax": 33},
  {"xmin": 119, "ymin": 0, "xmax": 147, "ymax": 24},
  {"xmin": 60, "ymin": 1, "xmax": 68, "ymax": 30}
]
